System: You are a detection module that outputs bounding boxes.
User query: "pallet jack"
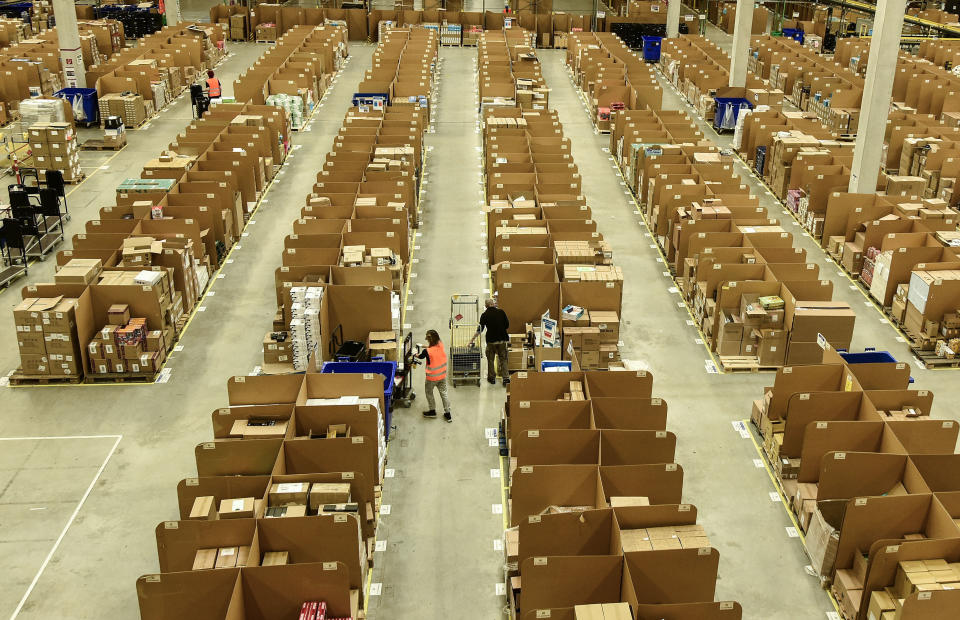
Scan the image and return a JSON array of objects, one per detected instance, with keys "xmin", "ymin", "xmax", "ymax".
[{"xmin": 392, "ymin": 332, "xmax": 416, "ymax": 408}]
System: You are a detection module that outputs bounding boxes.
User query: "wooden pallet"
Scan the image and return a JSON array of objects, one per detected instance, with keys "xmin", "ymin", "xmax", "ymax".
[
  {"xmin": 0, "ymin": 111, "xmax": 21, "ymax": 128},
  {"xmin": 255, "ymin": 39, "xmax": 277, "ymax": 44},
  {"xmin": 85, "ymin": 371, "xmax": 157, "ymax": 384},
  {"xmin": 81, "ymin": 139, "xmax": 127, "ymax": 151},
  {"xmin": 9, "ymin": 371, "xmax": 83, "ymax": 386},
  {"xmin": 718, "ymin": 355, "xmax": 779, "ymax": 373},
  {"xmin": 912, "ymin": 348, "xmax": 960, "ymax": 369}
]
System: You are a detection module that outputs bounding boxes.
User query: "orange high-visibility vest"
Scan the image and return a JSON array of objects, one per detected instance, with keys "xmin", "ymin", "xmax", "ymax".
[
  {"xmin": 206, "ymin": 78, "xmax": 221, "ymax": 97},
  {"xmin": 425, "ymin": 343, "xmax": 447, "ymax": 381}
]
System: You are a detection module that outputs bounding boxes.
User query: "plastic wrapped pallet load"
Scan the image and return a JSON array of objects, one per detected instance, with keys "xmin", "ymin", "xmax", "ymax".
[
  {"xmin": 19, "ymin": 98, "xmax": 65, "ymax": 126},
  {"xmin": 266, "ymin": 93, "xmax": 304, "ymax": 129}
]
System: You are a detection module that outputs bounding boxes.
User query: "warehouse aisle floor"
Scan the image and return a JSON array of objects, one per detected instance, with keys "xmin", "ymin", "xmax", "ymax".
[
  {"xmin": 365, "ymin": 47, "xmax": 505, "ymax": 619},
  {"xmin": 537, "ymin": 50, "xmax": 837, "ymax": 617},
  {"xmin": 0, "ymin": 44, "xmax": 374, "ymax": 620}
]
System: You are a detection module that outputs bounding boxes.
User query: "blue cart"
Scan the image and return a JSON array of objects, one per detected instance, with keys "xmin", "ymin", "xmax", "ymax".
[
  {"xmin": 642, "ymin": 36, "xmax": 662, "ymax": 62},
  {"xmin": 320, "ymin": 360, "xmax": 398, "ymax": 439},
  {"xmin": 714, "ymin": 97, "xmax": 752, "ymax": 133},
  {"xmin": 55, "ymin": 88, "xmax": 99, "ymax": 126}
]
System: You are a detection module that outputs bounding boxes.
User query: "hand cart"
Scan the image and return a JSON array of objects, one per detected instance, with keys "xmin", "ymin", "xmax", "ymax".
[
  {"xmin": 391, "ymin": 332, "xmax": 416, "ymax": 407},
  {"xmin": 0, "ymin": 209, "xmax": 28, "ymax": 288},
  {"xmin": 449, "ymin": 294, "xmax": 481, "ymax": 387}
]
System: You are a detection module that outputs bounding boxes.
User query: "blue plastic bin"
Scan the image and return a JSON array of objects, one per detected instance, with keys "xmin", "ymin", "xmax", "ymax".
[
  {"xmin": 642, "ymin": 36, "xmax": 662, "ymax": 62},
  {"xmin": 541, "ymin": 360, "xmax": 573, "ymax": 372},
  {"xmin": 713, "ymin": 97, "xmax": 752, "ymax": 132},
  {"xmin": 837, "ymin": 349, "xmax": 914, "ymax": 383},
  {"xmin": 55, "ymin": 88, "xmax": 99, "ymax": 126},
  {"xmin": 320, "ymin": 361, "xmax": 398, "ymax": 439},
  {"xmin": 781, "ymin": 28, "xmax": 804, "ymax": 43}
]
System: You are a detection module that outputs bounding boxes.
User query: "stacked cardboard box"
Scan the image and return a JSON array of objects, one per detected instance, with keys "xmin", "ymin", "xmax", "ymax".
[
  {"xmin": 87, "ymin": 311, "xmax": 167, "ymax": 376},
  {"xmin": 28, "ymin": 121, "xmax": 81, "ymax": 181},
  {"xmin": 504, "ymin": 371, "xmax": 739, "ymax": 617},
  {"xmin": 748, "ymin": 349, "xmax": 960, "ymax": 619},
  {"xmin": 481, "ymin": 30, "xmax": 625, "ymax": 372},
  {"xmin": 290, "ymin": 286, "xmax": 323, "ymax": 371},
  {"xmin": 256, "ymin": 23, "xmax": 278, "ymax": 42},
  {"xmin": 229, "ymin": 14, "xmax": 247, "ymax": 41},
  {"xmin": 139, "ymin": 365, "xmax": 385, "ymax": 614},
  {"xmin": 14, "ymin": 296, "xmax": 82, "ymax": 377},
  {"xmin": 9, "ymin": 31, "xmax": 343, "ymax": 385},
  {"xmin": 367, "ymin": 331, "xmax": 398, "ymax": 362},
  {"xmin": 137, "ymin": 39, "xmax": 394, "ymax": 613}
]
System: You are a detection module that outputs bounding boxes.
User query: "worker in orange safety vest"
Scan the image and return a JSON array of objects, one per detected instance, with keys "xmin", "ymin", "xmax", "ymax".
[
  {"xmin": 414, "ymin": 329, "xmax": 452, "ymax": 422},
  {"xmin": 205, "ymin": 70, "xmax": 222, "ymax": 101}
]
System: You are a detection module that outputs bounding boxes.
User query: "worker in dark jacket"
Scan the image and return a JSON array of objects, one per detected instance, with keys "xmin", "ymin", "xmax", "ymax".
[
  {"xmin": 415, "ymin": 329, "xmax": 452, "ymax": 422},
  {"xmin": 470, "ymin": 298, "xmax": 510, "ymax": 385}
]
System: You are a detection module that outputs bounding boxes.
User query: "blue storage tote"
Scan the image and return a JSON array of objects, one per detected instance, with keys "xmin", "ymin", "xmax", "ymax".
[
  {"xmin": 642, "ymin": 36, "xmax": 662, "ymax": 62},
  {"xmin": 319, "ymin": 361, "xmax": 398, "ymax": 438},
  {"xmin": 55, "ymin": 88, "xmax": 99, "ymax": 126}
]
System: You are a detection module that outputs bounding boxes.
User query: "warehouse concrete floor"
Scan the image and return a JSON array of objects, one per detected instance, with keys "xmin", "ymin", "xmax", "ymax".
[{"xmin": 1, "ymin": 12, "xmax": 960, "ymax": 620}]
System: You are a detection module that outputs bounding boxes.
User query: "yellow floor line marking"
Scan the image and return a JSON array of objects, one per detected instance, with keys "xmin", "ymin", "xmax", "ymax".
[{"xmin": 741, "ymin": 418, "xmax": 843, "ymax": 615}]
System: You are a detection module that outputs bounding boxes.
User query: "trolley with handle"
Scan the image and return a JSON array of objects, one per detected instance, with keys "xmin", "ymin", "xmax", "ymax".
[{"xmin": 449, "ymin": 294, "xmax": 481, "ymax": 386}]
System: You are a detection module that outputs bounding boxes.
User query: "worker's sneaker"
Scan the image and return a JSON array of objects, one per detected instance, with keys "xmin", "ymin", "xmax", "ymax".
[
  {"xmin": 443, "ymin": 412, "xmax": 453, "ymax": 423},
  {"xmin": 487, "ymin": 377, "xmax": 496, "ymax": 385},
  {"xmin": 422, "ymin": 410, "xmax": 437, "ymax": 419},
  {"xmin": 502, "ymin": 377, "xmax": 510, "ymax": 386}
]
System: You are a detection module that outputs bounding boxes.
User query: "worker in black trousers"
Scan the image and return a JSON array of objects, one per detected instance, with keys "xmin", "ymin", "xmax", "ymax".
[{"xmin": 470, "ymin": 298, "xmax": 510, "ymax": 385}]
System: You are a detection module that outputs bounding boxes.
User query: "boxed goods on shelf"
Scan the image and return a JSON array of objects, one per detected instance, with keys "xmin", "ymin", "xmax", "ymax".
[
  {"xmin": 261, "ymin": 28, "xmax": 432, "ymax": 374},
  {"xmin": 745, "ymin": 346, "xmax": 960, "ymax": 618},
  {"xmin": 502, "ymin": 371, "xmax": 741, "ymax": 618},
  {"xmin": 480, "ymin": 32, "xmax": 627, "ymax": 371},
  {"xmin": 137, "ymin": 372, "xmax": 388, "ymax": 618},
  {"xmin": 8, "ymin": 32, "xmax": 347, "ymax": 384}
]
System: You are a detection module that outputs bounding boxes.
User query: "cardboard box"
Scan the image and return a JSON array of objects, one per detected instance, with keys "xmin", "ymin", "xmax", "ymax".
[
  {"xmin": 107, "ymin": 304, "xmax": 130, "ymax": 325},
  {"xmin": 574, "ymin": 604, "xmax": 605, "ymax": 620},
  {"xmin": 54, "ymin": 263, "xmax": 99, "ymax": 285},
  {"xmin": 269, "ymin": 482, "xmax": 309, "ymax": 506},
  {"xmin": 192, "ymin": 548, "xmax": 217, "ymax": 570},
  {"xmin": 262, "ymin": 551, "xmax": 289, "ymax": 566},
  {"xmin": 868, "ymin": 589, "xmax": 896, "ymax": 620},
  {"xmin": 218, "ymin": 497, "xmax": 255, "ymax": 519},
  {"xmin": 40, "ymin": 299, "xmax": 78, "ymax": 333},
  {"xmin": 13, "ymin": 298, "xmax": 44, "ymax": 327},
  {"xmin": 230, "ymin": 418, "xmax": 287, "ymax": 439},
  {"xmin": 17, "ymin": 329, "xmax": 46, "ymax": 355},
  {"xmin": 599, "ymin": 603, "xmax": 632, "ymax": 620},
  {"xmin": 589, "ymin": 311, "xmax": 620, "ymax": 343},
  {"xmin": 20, "ymin": 354, "xmax": 48, "ymax": 375},
  {"xmin": 189, "ymin": 496, "xmax": 216, "ymax": 520},
  {"xmin": 789, "ymin": 302, "xmax": 855, "ymax": 347},
  {"xmin": 215, "ymin": 546, "xmax": 239, "ymax": 569},
  {"xmin": 308, "ymin": 482, "xmax": 351, "ymax": 511},
  {"xmin": 806, "ymin": 508, "xmax": 839, "ymax": 577},
  {"xmin": 609, "ymin": 496, "xmax": 649, "ymax": 507}
]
